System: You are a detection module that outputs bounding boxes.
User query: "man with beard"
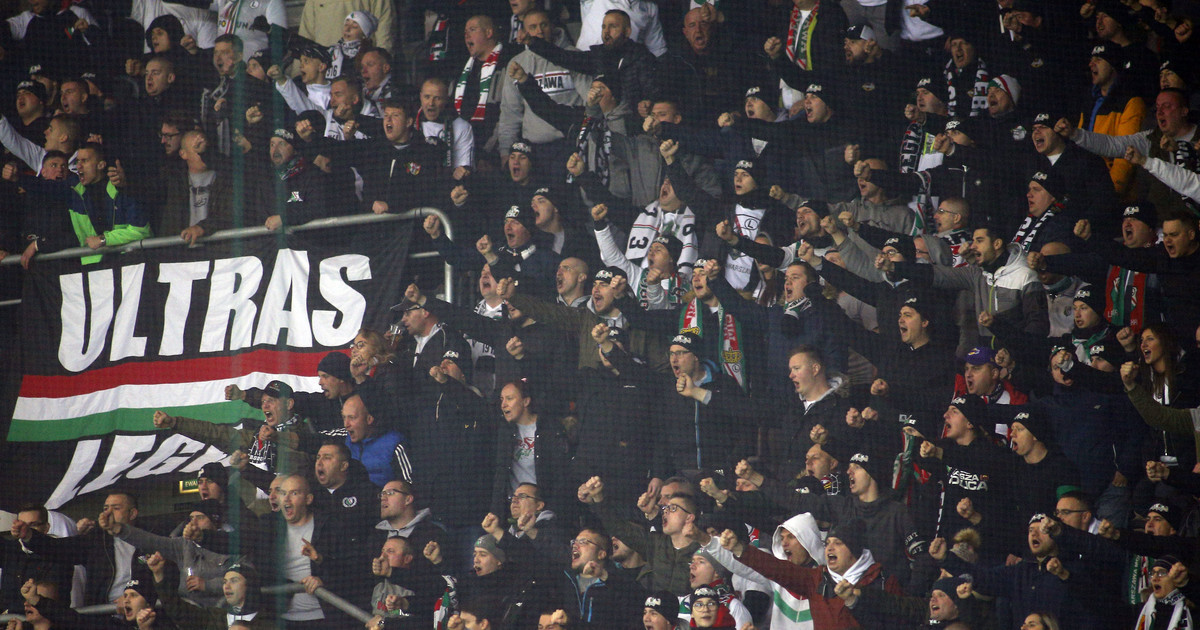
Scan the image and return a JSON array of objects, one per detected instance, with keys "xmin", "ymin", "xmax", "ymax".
[
  {"xmin": 932, "ymin": 515, "xmax": 1080, "ymax": 627},
  {"xmin": 153, "ymin": 380, "xmax": 313, "ymax": 473},
  {"xmin": 322, "ymin": 76, "xmax": 382, "ymax": 142},
  {"xmin": 403, "ymin": 280, "xmax": 569, "ymax": 414},
  {"xmin": 524, "ymin": 9, "xmax": 658, "ymax": 107},
  {"xmin": 312, "ymin": 98, "xmax": 447, "ymax": 213},
  {"xmin": 226, "ymin": 352, "xmax": 355, "ymax": 433},
  {"xmin": 578, "ymin": 477, "xmax": 699, "ymax": 594},
  {"xmin": 651, "ymin": 7, "xmax": 756, "ymax": 127},
  {"xmin": 262, "ymin": 127, "xmax": 331, "ymax": 230},
  {"xmin": 498, "ymin": 8, "xmax": 590, "ymax": 171},
  {"xmin": 886, "ymin": 224, "xmax": 1048, "ymax": 341}
]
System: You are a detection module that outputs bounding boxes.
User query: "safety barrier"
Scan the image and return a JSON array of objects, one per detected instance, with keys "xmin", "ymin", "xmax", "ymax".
[
  {"xmin": 0, "ymin": 581, "xmax": 376, "ymax": 623},
  {"xmin": 0, "ymin": 207, "xmax": 455, "ymax": 307}
]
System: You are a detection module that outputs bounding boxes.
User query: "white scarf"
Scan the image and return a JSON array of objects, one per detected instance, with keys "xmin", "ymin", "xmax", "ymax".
[
  {"xmin": 1137, "ymin": 589, "xmax": 1192, "ymax": 630},
  {"xmin": 826, "ymin": 549, "xmax": 875, "ymax": 586}
]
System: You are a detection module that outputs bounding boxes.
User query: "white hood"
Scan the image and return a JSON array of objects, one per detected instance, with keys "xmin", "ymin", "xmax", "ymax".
[{"xmin": 772, "ymin": 512, "xmax": 826, "ymax": 567}]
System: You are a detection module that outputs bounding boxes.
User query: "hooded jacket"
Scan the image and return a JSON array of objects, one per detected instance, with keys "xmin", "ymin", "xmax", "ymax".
[
  {"xmin": 498, "ymin": 29, "xmax": 590, "ymax": 148},
  {"xmin": 734, "ymin": 521, "xmax": 901, "ymax": 630},
  {"xmin": 894, "ymin": 242, "xmax": 1049, "ymax": 339}
]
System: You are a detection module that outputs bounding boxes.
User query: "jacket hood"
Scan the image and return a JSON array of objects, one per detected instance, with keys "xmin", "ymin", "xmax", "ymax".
[{"xmin": 772, "ymin": 512, "xmax": 825, "ymax": 566}]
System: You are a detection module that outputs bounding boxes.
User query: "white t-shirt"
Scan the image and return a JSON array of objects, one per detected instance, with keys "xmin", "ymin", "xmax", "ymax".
[
  {"xmin": 108, "ymin": 537, "xmax": 135, "ymax": 602},
  {"xmin": 511, "ymin": 421, "xmax": 537, "ymax": 492},
  {"xmin": 284, "ymin": 519, "xmax": 323, "ymax": 621}
]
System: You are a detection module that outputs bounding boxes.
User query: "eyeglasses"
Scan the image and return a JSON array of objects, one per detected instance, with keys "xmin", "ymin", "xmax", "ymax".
[
  {"xmin": 379, "ymin": 489, "xmax": 410, "ymax": 499},
  {"xmin": 570, "ymin": 538, "xmax": 601, "ymax": 548},
  {"xmin": 660, "ymin": 503, "xmax": 692, "ymax": 515},
  {"xmin": 1150, "ymin": 568, "xmax": 1171, "ymax": 578},
  {"xmin": 935, "ymin": 207, "xmax": 960, "ymax": 216},
  {"xmin": 692, "ymin": 600, "xmax": 718, "ymax": 610},
  {"xmin": 1053, "ymin": 508, "xmax": 1087, "ymax": 517},
  {"xmin": 350, "ymin": 340, "xmax": 368, "ymax": 350},
  {"xmin": 667, "ymin": 350, "xmax": 693, "ymax": 358},
  {"xmin": 509, "ymin": 493, "xmax": 538, "ymax": 502}
]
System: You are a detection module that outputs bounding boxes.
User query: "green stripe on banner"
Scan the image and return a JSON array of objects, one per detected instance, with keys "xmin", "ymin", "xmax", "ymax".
[
  {"xmin": 7, "ymin": 401, "xmax": 255, "ymax": 442},
  {"xmin": 772, "ymin": 590, "xmax": 814, "ymax": 623}
]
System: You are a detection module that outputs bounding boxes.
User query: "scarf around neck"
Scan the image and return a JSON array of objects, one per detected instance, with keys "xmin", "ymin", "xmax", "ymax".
[{"xmin": 455, "ymin": 44, "xmax": 502, "ymax": 122}]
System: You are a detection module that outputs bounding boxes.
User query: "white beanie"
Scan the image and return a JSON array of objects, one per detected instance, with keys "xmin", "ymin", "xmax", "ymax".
[{"xmin": 345, "ymin": 11, "xmax": 378, "ymax": 39}]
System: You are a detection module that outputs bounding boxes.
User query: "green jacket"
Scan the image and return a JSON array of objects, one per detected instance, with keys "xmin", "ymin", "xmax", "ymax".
[
  {"xmin": 69, "ymin": 180, "xmax": 152, "ymax": 263},
  {"xmin": 507, "ymin": 294, "xmax": 668, "ymax": 372},
  {"xmin": 1126, "ymin": 384, "xmax": 1200, "ymax": 463},
  {"xmin": 589, "ymin": 499, "xmax": 697, "ymax": 595}
]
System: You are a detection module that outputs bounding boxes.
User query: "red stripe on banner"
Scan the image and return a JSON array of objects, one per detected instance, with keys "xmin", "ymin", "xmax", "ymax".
[{"xmin": 19, "ymin": 348, "xmax": 349, "ymax": 398}]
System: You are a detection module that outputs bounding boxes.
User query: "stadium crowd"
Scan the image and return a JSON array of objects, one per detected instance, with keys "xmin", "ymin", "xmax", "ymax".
[{"xmin": 3, "ymin": 0, "xmax": 1200, "ymax": 626}]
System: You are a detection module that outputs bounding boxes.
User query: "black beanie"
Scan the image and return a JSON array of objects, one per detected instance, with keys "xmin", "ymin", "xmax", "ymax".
[
  {"xmin": 949, "ymin": 395, "xmax": 988, "ymax": 430},
  {"xmin": 848, "ymin": 451, "xmax": 892, "ymax": 487},
  {"xmin": 799, "ymin": 199, "xmax": 831, "ymax": 218},
  {"xmin": 881, "ymin": 236, "xmax": 915, "ymax": 262},
  {"xmin": 828, "ymin": 519, "xmax": 868, "ymax": 559},
  {"xmin": 653, "ymin": 233, "xmax": 684, "ymax": 264},
  {"xmin": 317, "ymin": 352, "xmax": 353, "ymax": 384},
  {"xmin": 1011, "ymin": 409, "xmax": 1053, "ymax": 445},
  {"xmin": 916, "ymin": 76, "xmax": 949, "ymax": 106},
  {"xmin": 1030, "ymin": 170, "xmax": 1068, "ymax": 202},
  {"xmin": 1072, "ymin": 286, "xmax": 1106, "ymax": 320},
  {"xmin": 198, "ymin": 462, "xmax": 228, "ymax": 491},
  {"xmin": 592, "ymin": 73, "xmax": 622, "ymax": 103}
]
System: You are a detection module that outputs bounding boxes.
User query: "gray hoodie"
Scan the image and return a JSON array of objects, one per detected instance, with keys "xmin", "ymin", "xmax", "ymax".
[{"xmin": 498, "ymin": 29, "xmax": 591, "ymax": 151}]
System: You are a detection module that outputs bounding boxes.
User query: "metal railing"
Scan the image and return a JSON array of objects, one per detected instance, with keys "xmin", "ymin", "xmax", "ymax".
[
  {"xmin": 0, "ymin": 207, "xmax": 454, "ymax": 307},
  {"xmin": 0, "ymin": 581, "xmax": 375, "ymax": 623}
]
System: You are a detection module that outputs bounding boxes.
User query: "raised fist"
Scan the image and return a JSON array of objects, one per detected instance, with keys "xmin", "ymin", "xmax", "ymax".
[
  {"xmin": 1125, "ymin": 145, "xmax": 1147, "ymax": 166},
  {"xmin": 719, "ymin": 529, "xmax": 744, "ymax": 556},
  {"xmin": 928, "ymin": 537, "xmax": 947, "ymax": 560},
  {"xmin": 715, "ymin": 220, "xmax": 737, "ymax": 245},
  {"xmin": 591, "ymin": 204, "xmax": 608, "ymax": 222},
  {"xmin": 844, "ymin": 144, "xmax": 861, "ymax": 165},
  {"xmin": 423, "ymin": 215, "xmax": 443, "ymax": 239},
  {"xmin": 717, "ymin": 112, "xmax": 736, "ymax": 128},
  {"xmin": 659, "ymin": 139, "xmax": 679, "ymax": 163},
  {"xmin": 152, "ymin": 410, "xmax": 176, "ymax": 429},
  {"xmin": 423, "ymin": 540, "xmax": 443, "ymax": 564},
  {"xmin": 1053, "ymin": 117, "xmax": 1077, "ymax": 140},
  {"xmin": 763, "ymin": 37, "xmax": 783, "ymax": 59},
  {"xmin": 566, "ymin": 153, "xmax": 585, "ymax": 177},
  {"xmin": 507, "ymin": 61, "xmax": 528, "ymax": 83},
  {"xmin": 505, "ymin": 336, "xmax": 525, "ymax": 359},
  {"xmin": 476, "ymin": 234, "xmax": 494, "ymax": 256},
  {"xmin": 846, "ymin": 408, "xmax": 864, "ymax": 428},
  {"xmin": 373, "ymin": 553, "xmax": 392, "ymax": 576}
]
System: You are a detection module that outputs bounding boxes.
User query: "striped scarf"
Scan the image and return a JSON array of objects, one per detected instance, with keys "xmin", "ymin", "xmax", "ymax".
[
  {"xmin": 679, "ymin": 299, "xmax": 747, "ymax": 391},
  {"xmin": 1136, "ymin": 589, "xmax": 1192, "ymax": 630},
  {"xmin": 454, "ymin": 44, "xmax": 502, "ymax": 122},
  {"xmin": 785, "ymin": 2, "xmax": 820, "ymax": 70}
]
